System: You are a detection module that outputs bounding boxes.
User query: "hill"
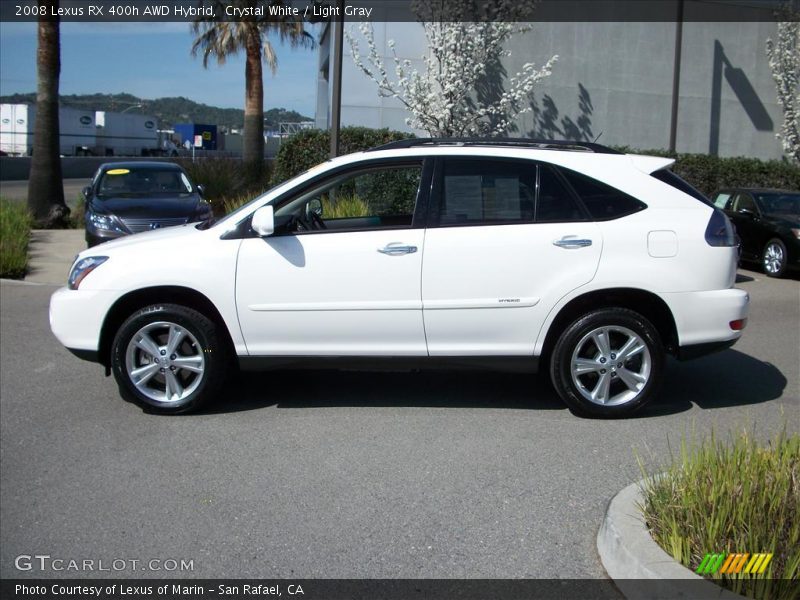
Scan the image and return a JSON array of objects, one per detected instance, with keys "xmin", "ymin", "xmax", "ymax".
[{"xmin": 0, "ymin": 92, "xmax": 311, "ymax": 131}]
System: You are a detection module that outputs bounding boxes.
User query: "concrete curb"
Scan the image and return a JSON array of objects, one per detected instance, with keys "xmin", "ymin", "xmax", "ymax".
[{"xmin": 597, "ymin": 479, "xmax": 743, "ymax": 600}]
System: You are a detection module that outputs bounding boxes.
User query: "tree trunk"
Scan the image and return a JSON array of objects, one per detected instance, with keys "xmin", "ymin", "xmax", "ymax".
[
  {"xmin": 242, "ymin": 25, "xmax": 264, "ymax": 174},
  {"xmin": 27, "ymin": 0, "xmax": 69, "ymax": 228}
]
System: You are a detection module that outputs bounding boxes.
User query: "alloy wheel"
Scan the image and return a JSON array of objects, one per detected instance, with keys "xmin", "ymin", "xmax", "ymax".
[
  {"xmin": 124, "ymin": 321, "xmax": 205, "ymax": 404},
  {"xmin": 569, "ymin": 325, "xmax": 652, "ymax": 406}
]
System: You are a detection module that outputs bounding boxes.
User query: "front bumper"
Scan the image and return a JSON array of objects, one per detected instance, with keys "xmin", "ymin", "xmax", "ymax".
[
  {"xmin": 50, "ymin": 286, "xmax": 118, "ymax": 356},
  {"xmin": 86, "ymin": 228, "xmax": 127, "ymax": 247}
]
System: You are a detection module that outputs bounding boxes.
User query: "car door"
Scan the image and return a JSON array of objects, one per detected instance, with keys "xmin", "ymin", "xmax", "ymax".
[
  {"xmin": 236, "ymin": 160, "xmax": 430, "ymax": 356},
  {"xmin": 421, "ymin": 158, "xmax": 602, "ymax": 356}
]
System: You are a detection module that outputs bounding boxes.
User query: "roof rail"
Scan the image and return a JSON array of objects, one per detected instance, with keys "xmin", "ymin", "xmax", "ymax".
[{"xmin": 368, "ymin": 137, "xmax": 623, "ymax": 155}]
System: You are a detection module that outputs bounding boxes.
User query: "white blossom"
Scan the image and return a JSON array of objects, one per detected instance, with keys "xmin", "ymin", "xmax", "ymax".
[
  {"xmin": 346, "ymin": 0, "xmax": 557, "ymax": 137},
  {"xmin": 766, "ymin": 1, "xmax": 800, "ymax": 163}
]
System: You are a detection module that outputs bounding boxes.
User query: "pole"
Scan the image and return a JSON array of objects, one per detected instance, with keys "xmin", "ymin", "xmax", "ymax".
[
  {"xmin": 668, "ymin": 0, "xmax": 684, "ymax": 153},
  {"xmin": 329, "ymin": 0, "xmax": 344, "ymax": 158}
]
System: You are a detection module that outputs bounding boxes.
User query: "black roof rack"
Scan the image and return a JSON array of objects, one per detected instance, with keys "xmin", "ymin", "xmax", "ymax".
[{"xmin": 368, "ymin": 137, "xmax": 622, "ymax": 155}]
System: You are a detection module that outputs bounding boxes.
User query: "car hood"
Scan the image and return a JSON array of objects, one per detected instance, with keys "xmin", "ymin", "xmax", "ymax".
[
  {"xmin": 92, "ymin": 194, "xmax": 201, "ymax": 218},
  {"xmin": 79, "ymin": 220, "xmax": 204, "ymax": 257}
]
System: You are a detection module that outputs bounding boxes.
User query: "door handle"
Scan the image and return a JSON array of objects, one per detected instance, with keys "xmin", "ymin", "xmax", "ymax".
[
  {"xmin": 553, "ymin": 237, "xmax": 592, "ymax": 249},
  {"xmin": 378, "ymin": 242, "xmax": 418, "ymax": 255}
]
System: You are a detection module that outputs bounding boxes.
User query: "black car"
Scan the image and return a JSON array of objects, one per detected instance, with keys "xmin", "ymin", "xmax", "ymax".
[
  {"xmin": 711, "ymin": 188, "xmax": 800, "ymax": 278},
  {"xmin": 83, "ymin": 162, "xmax": 213, "ymax": 247}
]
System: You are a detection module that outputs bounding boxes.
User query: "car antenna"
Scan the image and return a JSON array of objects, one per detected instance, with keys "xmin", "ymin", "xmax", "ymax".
[{"xmin": 593, "ymin": 131, "xmax": 604, "ymax": 143}]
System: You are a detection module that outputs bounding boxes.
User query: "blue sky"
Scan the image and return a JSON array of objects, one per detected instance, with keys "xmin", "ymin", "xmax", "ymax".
[{"xmin": 0, "ymin": 22, "xmax": 320, "ymax": 116}]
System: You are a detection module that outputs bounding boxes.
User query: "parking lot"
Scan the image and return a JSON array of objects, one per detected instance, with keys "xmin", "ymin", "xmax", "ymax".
[{"xmin": 0, "ymin": 269, "xmax": 797, "ymax": 581}]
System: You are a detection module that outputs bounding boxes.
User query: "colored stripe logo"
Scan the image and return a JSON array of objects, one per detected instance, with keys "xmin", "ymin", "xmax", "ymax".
[{"xmin": 696, "ymin": 553, "xmax": 773, "ymax": 574}]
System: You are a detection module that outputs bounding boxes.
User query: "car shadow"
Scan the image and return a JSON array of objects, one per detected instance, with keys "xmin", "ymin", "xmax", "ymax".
[
  {"xmin": 192, "ymin": 349, "xmax": 787, "ymax": 417},
  {"xmin": 199, "ymin": 369, "xmax": 565, "ymax": 414},
  {"xmin": 737, "ymin": 265, "xmax": 800, "ymax": 282}
]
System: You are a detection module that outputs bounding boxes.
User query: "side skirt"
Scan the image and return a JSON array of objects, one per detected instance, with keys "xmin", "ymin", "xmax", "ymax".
[{"xmin": 238, "ymin": 355, "xmax": 539, "ymax": 374}]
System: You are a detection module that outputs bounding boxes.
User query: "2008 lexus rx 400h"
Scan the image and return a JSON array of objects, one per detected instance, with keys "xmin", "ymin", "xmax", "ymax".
[{"xmin": 50, "ymin": 139, "xmax": 749, "ymax": 417}]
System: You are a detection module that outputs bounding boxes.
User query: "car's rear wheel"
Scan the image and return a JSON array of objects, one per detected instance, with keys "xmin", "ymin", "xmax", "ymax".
[
  {"xmin": 549, "ymin": 308, "xmax": 664, "ymax": 418},
  {"xmin": 111, "ymin": 304, "xmax": 226, "ymax": 414},
  {"xmin": 763, "ymin": 238, "xmax": 788, "ymax": 278}
]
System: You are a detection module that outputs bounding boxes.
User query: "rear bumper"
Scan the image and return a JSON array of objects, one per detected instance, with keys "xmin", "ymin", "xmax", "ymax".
[
  {"xmin": 660, "ymin": 288, "xmax": 750, "ymax": 349},
  {"xmin": 677, "ymin": 339, "xmax": 737, "ymax": 361}
]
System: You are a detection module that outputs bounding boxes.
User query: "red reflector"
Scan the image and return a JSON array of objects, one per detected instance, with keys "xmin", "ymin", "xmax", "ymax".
[{"xmin": 729, "ymin": 319, "xmax": 747, "ymax": 331}]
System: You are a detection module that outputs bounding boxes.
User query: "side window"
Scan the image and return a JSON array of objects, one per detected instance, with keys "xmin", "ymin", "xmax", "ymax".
[
  {"xmin": 438, "ymin": 160, "xmax": 536, "ymax": 226},
  {"xmin": 275, "ymin": 163, "xmax": 422, "ymax": 232},
  {"xmin": 733, "ymin": 193, "xmax": 757, "ymax": 214},
  {"xmin": 537, "ymin": 166, "xmax": 586, "ymax": 222},
  {"xmin": 712, "ymin": 192, "xmax": 732, "ymax": 209},
  {"xmin": 559, "ymin": 167, "xmax": 646, "ymax": 220}
]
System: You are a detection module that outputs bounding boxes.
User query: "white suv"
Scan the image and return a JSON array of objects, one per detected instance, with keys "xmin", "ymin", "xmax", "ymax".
[{"xmin": 50, "ymin": 139, "xmax": 749, "ymax": 417}]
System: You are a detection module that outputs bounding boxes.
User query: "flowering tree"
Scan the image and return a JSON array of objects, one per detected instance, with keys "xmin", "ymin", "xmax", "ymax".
[
  {"xmin": 765, "ymin": 2, "xmax": 800, "ymax": 162},
  {"xmin": 347, "ymin": 0, "xmax": 557, "ymax": 137}
]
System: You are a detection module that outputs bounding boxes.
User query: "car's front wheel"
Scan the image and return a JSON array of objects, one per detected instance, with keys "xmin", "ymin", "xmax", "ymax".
[
  {"xmin": 549, "ymin": 308, "xmax": 664, "ymax": 418},
  {"xmin": 111, "ymin": 304, "xmax": 227, "ymax": 414},
  {"xmin": 763, "ymin": 238, "xmax": 788, "ymax": 278}
]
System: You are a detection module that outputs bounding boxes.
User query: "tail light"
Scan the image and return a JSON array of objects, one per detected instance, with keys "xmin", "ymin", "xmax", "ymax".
[
  {"xmin": 704, "ymin": 209, "xmax": 736, "ymax": 247},
  {"xmin": 730, "ymin": 319, "xmax": 747, "ymax": 331}
]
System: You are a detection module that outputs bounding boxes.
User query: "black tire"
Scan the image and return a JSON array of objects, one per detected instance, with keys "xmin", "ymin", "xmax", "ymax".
[
  {"xmin": 111, "ymin": 304, "xmax": 227, "ymax": 414},
  {"xmin": 549, "ymin": 308, "xmax": 664, "ymax": 418},
  {"xmin": 762, "ymin": 238, "xmax": 788, "ymax": 278}
]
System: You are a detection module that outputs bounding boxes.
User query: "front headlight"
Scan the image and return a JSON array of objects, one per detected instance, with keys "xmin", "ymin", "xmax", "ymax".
[
  {"xmin": 68, "ymin": 256, "xmax": 108, "ymax": 290},
  {"xmin": 89, "ymin": 212, "xmax": 127, "ymax": 234}
]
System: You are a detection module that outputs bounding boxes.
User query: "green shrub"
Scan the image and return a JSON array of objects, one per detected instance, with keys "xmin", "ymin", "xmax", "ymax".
[
  {"xmin": 614, "ymin": 147, "xmax": 800, "ymax": 196},
  {"xmin": 270, "ymin": 127, "xmax": 414, "ymax": 186},
  {"xmin": 0, "ymin": 199, "xmax": 33, "ymax": 279},
  {"xmin": 321, "ymin": 193, "xmax": 369, "ymax": 219},
  {"xmin": 176, "ymin": 158, "xmax": 272, "ymax": 217},
  {"xmin": 70, "ymin": 194, "xmax": 85, "ymax": 229},
  {"xmin": 222, "ymin": 192, "xmax": 258, "ymax": 215},
  {"xmin": 639, "ymin": 427, "xmax": 799, "ymax": 600}
]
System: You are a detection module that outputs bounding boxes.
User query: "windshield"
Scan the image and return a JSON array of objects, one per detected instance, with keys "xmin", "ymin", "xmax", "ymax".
[
  {"xmin": 96, "ymin": 168, "xmax": 194, "ymax": 198},
  {"xmin": 754, "ymin": 192, "xmax": 800, "ymax": 216}
]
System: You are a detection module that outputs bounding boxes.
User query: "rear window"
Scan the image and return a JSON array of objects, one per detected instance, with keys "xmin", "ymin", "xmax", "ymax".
[
  {"xmin": 652, "ymin": 169, "xmax": 710, "ymax": 205},
  {"xmin": 559, "ymin": 168, "xmax": 646, "ymax": 220}
]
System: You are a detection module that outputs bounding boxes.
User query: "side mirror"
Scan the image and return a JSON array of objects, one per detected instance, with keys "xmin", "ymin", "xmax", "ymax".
[
  {"xmin": 196, "ymin": 184, "xmax": 205, "ymax": 198},
  {"xmin": 738, "ymin": 208, "xmax": 755, "ymax": 218},
  {"xmin": 82, "ymin": 185, "xmax": 93, "ymax": 199},
  {"xmin": 251, "ymin": 205, "xmax": 274, "ymax": 237}
]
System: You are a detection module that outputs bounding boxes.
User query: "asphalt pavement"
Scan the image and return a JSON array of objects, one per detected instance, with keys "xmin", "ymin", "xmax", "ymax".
[
  {"xmin": 0, "ymin": 270, "xmax": 797, "ymax": 582},
  {"xmin": 0, "ymin": 179, "xmax": 87, "ymax": 208}
]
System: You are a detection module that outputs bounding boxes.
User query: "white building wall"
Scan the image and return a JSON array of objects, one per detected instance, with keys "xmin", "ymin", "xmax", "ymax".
[{"xmin": 316, "ymin": 20, "xmax": 789, "ymax": 160}]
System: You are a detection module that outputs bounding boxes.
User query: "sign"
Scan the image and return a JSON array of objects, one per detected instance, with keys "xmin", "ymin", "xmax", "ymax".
[{"xmin": 194, "ymin": 135, "xmax": 203, "ymax": 148}]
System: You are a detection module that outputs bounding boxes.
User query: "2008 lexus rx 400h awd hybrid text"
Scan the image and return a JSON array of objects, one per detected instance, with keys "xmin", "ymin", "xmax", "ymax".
[{"xmin": 50, "ymin": 139, "xmax": 749, "ymax": 417}]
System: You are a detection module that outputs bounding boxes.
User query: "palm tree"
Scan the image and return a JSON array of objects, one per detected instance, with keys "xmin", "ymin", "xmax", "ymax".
[
  {"xmin": 27, "ymin": 0, "xmax": 69, "ymax": 227},
  {"xmin": 191, "ymin": 1, "xmax": 313, "ymax": 169}
]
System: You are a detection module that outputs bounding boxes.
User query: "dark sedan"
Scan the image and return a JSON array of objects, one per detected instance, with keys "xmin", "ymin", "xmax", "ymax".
[
  {"xmin": 711, "ymin": 188, "xmax": 800, "ymax": 278},
  {"xmin": 83, "ymin": 162, "xmax": 213, "ymax": 247}
]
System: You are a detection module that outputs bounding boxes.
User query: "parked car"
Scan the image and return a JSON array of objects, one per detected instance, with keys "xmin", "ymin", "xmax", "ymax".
[
  {"xmin": 83, "ymin": 161, "xmax": 213, "ymax": 247},
  {"xmin": 711, "ymin": 188, "xmax": 800, "ymax": 278},
  {"xmin": 50, "ymin": 139, "xmax": 749, "ymax": 417}
]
